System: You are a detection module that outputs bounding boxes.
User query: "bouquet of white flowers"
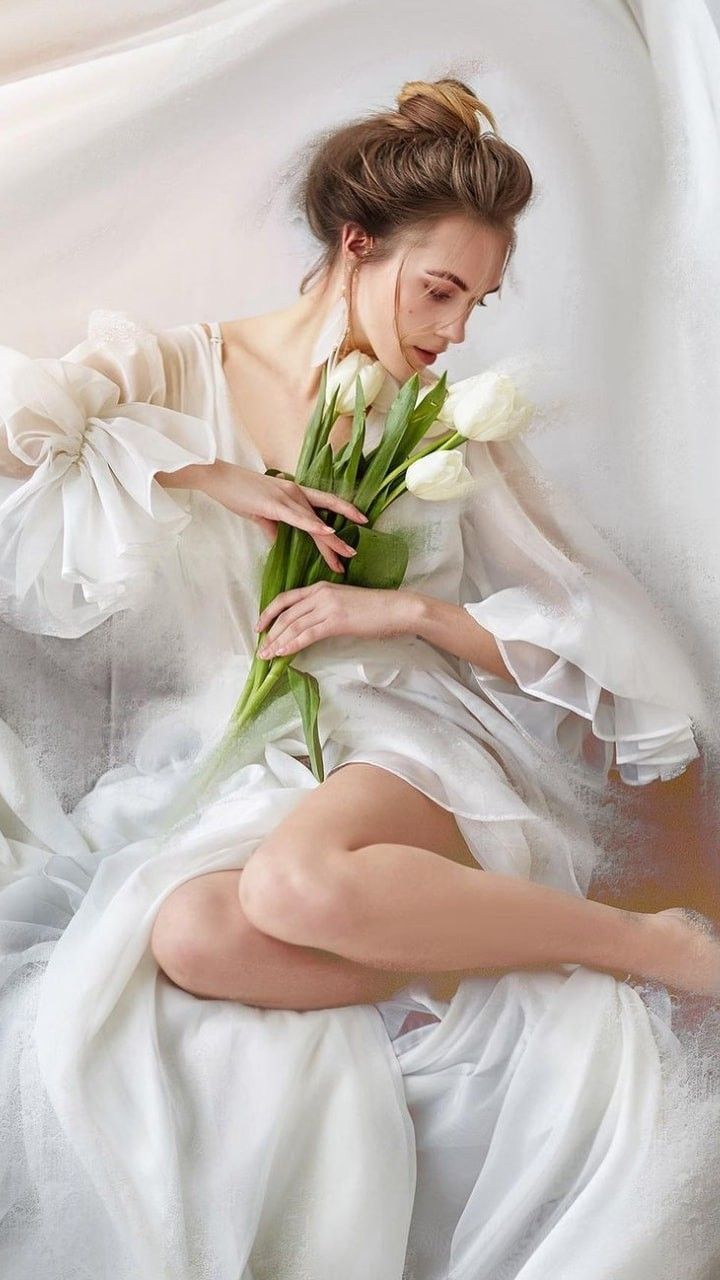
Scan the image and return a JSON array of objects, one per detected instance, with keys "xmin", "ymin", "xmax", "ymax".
[{"xmin": 192, "ymin": 352, "xmax": 533, "ymax": 794}]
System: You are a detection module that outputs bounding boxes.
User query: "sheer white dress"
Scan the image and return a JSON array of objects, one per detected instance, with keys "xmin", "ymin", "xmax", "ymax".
[{"xmin": 0, "ymin": 310, "xmax": 716, "ymax": 1280}]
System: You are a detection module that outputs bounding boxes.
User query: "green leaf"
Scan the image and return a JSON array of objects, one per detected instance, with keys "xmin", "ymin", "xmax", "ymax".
[
  {"xmin": 294, "ymin": 364, "xmax": 330, "ymax": 482},
  {"xmin": 353, "ymin": 374, "xmax": 420, "ymax": 509},
  {"xmin": 333, "ymin": 376, "xmax": 367, "ymax": 498},
  {"xmin": 345, "ymin": 525, "xmax": 409, "ymax": 590},
  {"xmin": 296, "ymin": 381, "xmax": 341, "ymax": 485},
  {"xmin": 312, "ymin": 439, "xmax": 335, "ymax": 494},
  {"xmin": 336, "ymin": 426, "xmax": 366, "ymax": 502},
  {"xmin": 258, "ymin": 522, "xmax": 293, "ymax": 613},
  {"xmin": 377, "ymin": 372, "xmax": 451, "ymax": 480},
  {"xmin": 281, "ymin": 441, "xmax": 337, "ymax": 589},
  {"xmin": 410, "ymin": 372, "xmax": 449, "ymax": 431},
  {"xmin": 287, "ymin": 666, "xmax": 325, "ymax": 782}
]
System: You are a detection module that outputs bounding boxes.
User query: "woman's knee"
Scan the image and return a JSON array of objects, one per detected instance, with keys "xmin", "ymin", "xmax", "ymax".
[
  {"xmin": 150, "ymin": 871, "xmax": 252, "ymax": 992},
  {"xmin": 238, "ymin": 839, "xmax": 358, "ymax": 947}
]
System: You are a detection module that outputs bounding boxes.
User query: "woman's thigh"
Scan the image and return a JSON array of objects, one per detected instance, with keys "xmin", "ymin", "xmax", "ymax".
[
  {"xmin": 151, "ymin": 762, "xmax": 480, "ymax": 1001},
  {"xmin": 267, "ymin": 760, "xmax": 480, "ymax": 870},
  {"xmin": 155, "ymin": 761, "xmax": 479, "ymax": 935}
]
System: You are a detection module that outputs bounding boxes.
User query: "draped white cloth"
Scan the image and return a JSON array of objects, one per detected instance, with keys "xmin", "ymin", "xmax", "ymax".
[{"xmin": 1, "ymin": 0, "xmax": 719, "ymax": 1276}]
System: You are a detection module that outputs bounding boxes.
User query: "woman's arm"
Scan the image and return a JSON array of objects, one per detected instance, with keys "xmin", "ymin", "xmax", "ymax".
[
  {"xmin": 254, "ymin": 580, "xmax": 515, "ymax": 682},
  {"xmin": 157, "ymin": 458, "xmax": 368, "ymax": 575},
  {"xmin": 407, "ymin": 593, "xmax": 515, "ymax": 681}
]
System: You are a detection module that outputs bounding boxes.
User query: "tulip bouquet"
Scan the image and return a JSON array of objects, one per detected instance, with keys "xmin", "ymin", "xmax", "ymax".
[{"xmin": 191, "ymin": 351, "xmax": 533, "ymax": 795}]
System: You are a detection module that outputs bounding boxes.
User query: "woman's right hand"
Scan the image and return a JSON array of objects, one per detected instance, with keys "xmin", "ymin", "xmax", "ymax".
[{"xmin": 175, "ymin": 459, "xmax": 368, "ymax": 574}]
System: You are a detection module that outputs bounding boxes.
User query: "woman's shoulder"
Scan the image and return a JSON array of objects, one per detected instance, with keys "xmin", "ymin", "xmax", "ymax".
[
  {"xmin": 157, "ymin": 318, "xmax": 219, "ymax": 417},
  {"xmin": 58, "ymin": 310, "xmax": 210, "ymax": 415},
  {"xmin": 62, "ymin": 308, "xmax": 204, "ymax": 368}
]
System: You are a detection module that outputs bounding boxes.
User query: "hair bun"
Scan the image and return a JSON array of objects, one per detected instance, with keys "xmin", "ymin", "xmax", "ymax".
[{"xmin": 395, "ymin": 77, "xmax": 498, "ymax": 139}]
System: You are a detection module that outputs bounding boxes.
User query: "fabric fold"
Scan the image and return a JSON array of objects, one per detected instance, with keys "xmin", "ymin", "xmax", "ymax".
[
  {"xmin": 457, "ymin": 436, "xmax": 703, "ymax": 786},
  {"xmin": 0, "ymin": 313, "xmax": 217, "ymax": 638},
  {"xmin": 463, "ymin": 599, "xmax": 699, "ymax": 786}
]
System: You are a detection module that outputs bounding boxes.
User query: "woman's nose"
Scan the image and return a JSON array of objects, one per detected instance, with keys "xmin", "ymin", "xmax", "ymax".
[{"xmin": 438, "ymin": 306, "xmax": 469, "ymax": 344}]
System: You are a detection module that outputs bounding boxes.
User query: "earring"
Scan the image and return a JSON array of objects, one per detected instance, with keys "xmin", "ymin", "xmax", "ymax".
[
  {"xmin": 309, "ymin": 257, "xmax": 364, "ymax": 370},
  {"xmin": 337, "ymin": 263, "xmax": 360, "ymax": 364},
  {"xmin": 309, "ymin": 291, "xmax": 349, "ymax": 368}
]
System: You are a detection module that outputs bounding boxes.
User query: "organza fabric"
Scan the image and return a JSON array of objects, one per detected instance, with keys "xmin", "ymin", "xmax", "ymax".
[{"xmin": 0, "ymin": 311, "xmax": 716, "ymax": 1280}]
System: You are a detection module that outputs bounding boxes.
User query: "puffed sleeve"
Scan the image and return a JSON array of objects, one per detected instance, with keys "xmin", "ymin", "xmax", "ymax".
[
  {"xmin": 0, "ymin": 309, "xmax": 217, "ymax": 638},
  {"xmin": 458, "ymin": 435, "xmax": 703, "ymax": 786}
]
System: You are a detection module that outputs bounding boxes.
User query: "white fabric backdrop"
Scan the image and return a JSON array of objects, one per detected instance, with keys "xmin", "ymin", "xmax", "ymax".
[{"xmin": 0, "ymin": 0, "xmax": 718, "ymax": 873}]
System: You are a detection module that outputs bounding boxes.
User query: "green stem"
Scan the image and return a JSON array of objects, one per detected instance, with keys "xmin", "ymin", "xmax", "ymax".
[
  {"xmin": 230, "ymin": 653, "xmax": 294, "ymax": 728},
  {"xmin": 379, "ymin": 429, "xmax": 462, "ymax": 491},
  {"xmin": 366, "ymin": 432, "xmax": 466, "ymax": 521},
  {"xmin": 188, "ymin": 652, "xmax": 296, "ymax": 803}
]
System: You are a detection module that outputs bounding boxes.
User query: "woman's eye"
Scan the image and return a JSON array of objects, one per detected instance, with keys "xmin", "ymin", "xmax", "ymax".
[{"xmin": 427, "ymin": 287, "xmax": 488, "ymax": 309}]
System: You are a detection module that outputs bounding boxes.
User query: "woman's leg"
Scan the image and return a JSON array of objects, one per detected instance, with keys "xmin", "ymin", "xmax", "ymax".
[
  {"xmin": 151, "ymin": 762, "xmax": 477, "ymax": 1008},
  {"xmin": 152, "ymin": 867, "xmax": 451, "ymax": 1009},
  {"xmin": 238, "ymin": 763, "xmax": 720, "ymax": 996}
]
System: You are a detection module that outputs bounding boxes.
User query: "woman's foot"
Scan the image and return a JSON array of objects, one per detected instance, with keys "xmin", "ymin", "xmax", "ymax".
[{"xmin": 627, "ymin": 907, "xmax": 720, "ymax": 997}]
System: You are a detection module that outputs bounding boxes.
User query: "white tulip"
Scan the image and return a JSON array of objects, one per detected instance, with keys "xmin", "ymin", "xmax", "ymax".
[
  {"xmin": 326, "ymin": 350, "xmax": 386, "ymax": 414},
  {"xmin": 405, "ymin": 449, "xmax": 475, "ymax": 500},
  {"xmin": 434, "ymin": 376, "xmax": 476, "ymax": 426},
  {"xmin": 453, "ymin": 371, "xmax": 533, "ymax": 440},
  {"xmin": 423, "ymin": 371, "xmax": 534, "ymax": 440}
]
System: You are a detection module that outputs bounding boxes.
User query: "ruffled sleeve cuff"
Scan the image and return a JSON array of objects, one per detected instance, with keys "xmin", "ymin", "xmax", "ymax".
[
  {"xmin": 0, "ymin": 322, "xmax": 217, "ymax": 637},
  {"xmin": 462, "ymin": 594, "xmax": 700, "ymax": 787}
]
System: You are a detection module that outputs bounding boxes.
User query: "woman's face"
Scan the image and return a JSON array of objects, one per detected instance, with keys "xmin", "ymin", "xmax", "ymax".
[{"xmin": 346, "ymin": 213, "xmax": 510, "ymax": 381}]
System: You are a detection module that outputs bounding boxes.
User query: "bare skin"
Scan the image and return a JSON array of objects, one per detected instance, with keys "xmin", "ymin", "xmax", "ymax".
[
  {"xmin": 151, "ymin": 764, "xmax": 480, "ymax": 1008},
  {"xmin": 151, "ymin": 762, "xmax": 720, "ymax": 1010},
  {"xmin": 148, "ymin": 213, "xmax": 719, "ymax": 1008}
]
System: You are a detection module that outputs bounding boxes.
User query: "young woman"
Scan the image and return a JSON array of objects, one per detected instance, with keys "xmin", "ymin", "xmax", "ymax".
[{"xmin": 0, "ymin": 77, "xmax": 716, "ymax": 1280}]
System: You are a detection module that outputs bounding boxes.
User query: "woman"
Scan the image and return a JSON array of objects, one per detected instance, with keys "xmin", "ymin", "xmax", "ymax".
[{"xmin": 0, "ymin": 78, "xmax": 717, "ymax": 1280}]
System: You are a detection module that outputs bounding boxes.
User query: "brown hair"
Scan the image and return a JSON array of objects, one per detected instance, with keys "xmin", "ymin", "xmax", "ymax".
[{"xmin": 294, "ymin": 76, "xmax": 534, "ymax": 296}]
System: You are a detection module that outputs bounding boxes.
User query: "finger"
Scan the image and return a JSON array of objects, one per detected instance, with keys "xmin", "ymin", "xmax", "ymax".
[
  {"xmin": 312, "ymin": 534, "xmax": 344, "ymax": 574},
  {"xmin": 299, "ymin": 487, "xmax": 369, "ymax": 524},
  {"xmin": 259, "ymin": 601, "xmax": 320, "ymax": 653},
  {"xmin": 281, "ymin": 495, "xmax": 358, "ymax": 558},
  {"xmin": 272, "ymin": 505, "xmax": 345, "ymax": 568},
  {"xmin": 301, "ymin": 519, "xmax": 357, "ymax": 559},
  {"xmin": 257, "ymin": 585, "xmax": 320, "ymax": 630},
  {"xmin": 284, "ymin": 499, "xmax": 356, "ymax": 552},
  {"xmin": 259, "ymin": 622, "xmax": 327, "ymax": 658},
  {"xmin": 280, "ymin": 504, "xmax": 351, "ymax": 560},
  {"xmin": 277, "ymin": 501, "xmax": 342, "ymax": 540}
]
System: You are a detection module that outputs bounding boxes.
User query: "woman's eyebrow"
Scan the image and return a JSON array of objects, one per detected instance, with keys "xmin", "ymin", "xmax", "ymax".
[{"xmin": 427, "ymin": 269, "xmax": 502, "ymax": 296}]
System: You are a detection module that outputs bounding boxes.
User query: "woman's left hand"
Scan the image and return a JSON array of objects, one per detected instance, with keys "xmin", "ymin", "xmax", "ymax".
[{"xmin": 255, "ymin": 582, "xmax": 420, "ymax": 658}]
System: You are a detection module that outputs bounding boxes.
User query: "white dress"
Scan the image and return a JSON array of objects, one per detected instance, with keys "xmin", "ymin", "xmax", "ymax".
[{"xmin": 0, "ymin": 310, "xmax": 716, "ymax": 1280}]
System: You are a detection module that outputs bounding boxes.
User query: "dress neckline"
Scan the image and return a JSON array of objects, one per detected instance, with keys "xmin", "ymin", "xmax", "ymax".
[{"xmin": 200, "ymin": 319, "xmax": 389, "ymax": 478}]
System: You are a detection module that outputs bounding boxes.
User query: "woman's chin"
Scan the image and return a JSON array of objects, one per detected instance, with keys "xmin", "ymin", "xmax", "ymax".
[{"xmin": 391, "ymin": 349, "xmax": 425, "ymax": 380}]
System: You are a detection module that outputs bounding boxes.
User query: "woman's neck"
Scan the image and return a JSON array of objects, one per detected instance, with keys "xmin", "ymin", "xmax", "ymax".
[{"xmin": 236, "ymin": 274, "xmax": 352, "ymax": 403}]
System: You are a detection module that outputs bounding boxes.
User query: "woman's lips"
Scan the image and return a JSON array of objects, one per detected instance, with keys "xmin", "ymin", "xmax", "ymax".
[{"xmin": 412, "ymin": 346, "xmax": 438, "ymax": 365}]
